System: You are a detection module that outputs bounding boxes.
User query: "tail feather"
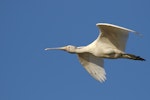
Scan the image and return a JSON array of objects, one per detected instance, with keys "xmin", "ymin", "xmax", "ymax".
[{"xmin": 122, "ymin": 54, "xmax": 145, "ymax": 61}]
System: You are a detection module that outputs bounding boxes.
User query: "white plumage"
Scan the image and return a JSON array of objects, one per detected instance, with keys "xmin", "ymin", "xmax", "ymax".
[{"xmin": 45, "ymin": 23, "xmax": 145, "ymax": 82}]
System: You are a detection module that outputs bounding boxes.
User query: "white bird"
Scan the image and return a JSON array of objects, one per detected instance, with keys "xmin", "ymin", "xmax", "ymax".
[{"xmin": 45, "ymin": 23, "xmax": 145, "ymax": 82}]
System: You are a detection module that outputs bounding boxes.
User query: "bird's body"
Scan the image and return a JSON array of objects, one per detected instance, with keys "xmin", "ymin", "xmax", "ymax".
[{"xmin": 45, "ymin": 23, "xmax": 145, "ymax": 82}]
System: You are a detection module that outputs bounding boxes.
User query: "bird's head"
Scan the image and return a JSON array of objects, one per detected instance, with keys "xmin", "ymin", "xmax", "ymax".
[
  {"xmin": 45, "ymin": 45, "xmax": 77, "ymax": 53},
  {"xmin": 65, "ymin": 45, "xmax": 77, "ymax": 53}
]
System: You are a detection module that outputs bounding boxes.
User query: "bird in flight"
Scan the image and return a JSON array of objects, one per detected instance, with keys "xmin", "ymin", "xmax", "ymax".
[{"xmin": 45, "ymin": 23, "xmax": 145, "ymax": 82}]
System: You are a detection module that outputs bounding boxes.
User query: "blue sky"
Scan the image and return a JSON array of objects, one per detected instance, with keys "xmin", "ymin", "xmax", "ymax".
[{"xmin": 1, "ymin": 0, "xmax": 150, "ymax": 100}]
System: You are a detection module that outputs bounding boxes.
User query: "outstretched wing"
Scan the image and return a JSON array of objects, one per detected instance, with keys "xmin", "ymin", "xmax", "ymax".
[
  {"xmin": 77, "ymin": 53, "xmax": 106, "ymax": 82},
  {"xmin": 96, "ymin": 23, "xmax": 137, "ymax": 51}
]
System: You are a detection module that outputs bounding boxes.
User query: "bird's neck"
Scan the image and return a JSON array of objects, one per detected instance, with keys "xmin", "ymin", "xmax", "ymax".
[{"xmin": 75, "ymin": 46, "xmax": 88, "ymax": 53}]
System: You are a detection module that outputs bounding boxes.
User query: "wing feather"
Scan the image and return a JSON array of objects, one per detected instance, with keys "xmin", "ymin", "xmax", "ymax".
[
  {"xmin": 77, "ymin": 53, "xmax": 106, "ymax": 82},
  {"xmin": 96, "ymin": 23, "xmax": 136, "ymax": 51}
]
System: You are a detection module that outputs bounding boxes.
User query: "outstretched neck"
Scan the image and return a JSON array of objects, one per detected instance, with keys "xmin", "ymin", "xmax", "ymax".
[{"xmin": 74, "ymin": 46, "xmax": 88, "ymax": 53}]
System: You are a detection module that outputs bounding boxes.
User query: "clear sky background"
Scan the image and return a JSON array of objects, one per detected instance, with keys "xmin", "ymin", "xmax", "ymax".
[{"xmin": 1, "ymin": 0, "xmax": 150, "ymax": 100}]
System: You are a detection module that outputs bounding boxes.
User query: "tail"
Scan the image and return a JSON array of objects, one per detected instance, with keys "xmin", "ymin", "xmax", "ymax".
[{"xmin": 122, "ymin": 54, "xmax": 145, "ymax": 61}]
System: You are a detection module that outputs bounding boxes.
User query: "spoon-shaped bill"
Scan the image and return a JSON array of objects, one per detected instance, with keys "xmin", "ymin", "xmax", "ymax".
[{"xmin": 44, "ymin": 47, "xmax": 66, "ymax": 51}]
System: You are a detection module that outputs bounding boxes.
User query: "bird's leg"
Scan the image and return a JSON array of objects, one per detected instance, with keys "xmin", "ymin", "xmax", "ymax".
[{"xmin": 121, "ymin": 54, "xmax": 145, "ymax": 61}]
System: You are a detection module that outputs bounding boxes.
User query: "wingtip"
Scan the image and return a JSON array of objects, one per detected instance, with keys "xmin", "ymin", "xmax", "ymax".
[
  {"xmin": 98, "ymin": 77, "xmax": 106, "ymax": 83},
  {"xmin": 134, "ymin": 31, "xmax": 143, "ymax": 37}
]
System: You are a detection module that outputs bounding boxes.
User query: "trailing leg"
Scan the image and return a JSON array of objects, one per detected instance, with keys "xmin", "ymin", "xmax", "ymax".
[{"xmin": 122, "ymin": 54, "xmax": 145, "ymax": 61}]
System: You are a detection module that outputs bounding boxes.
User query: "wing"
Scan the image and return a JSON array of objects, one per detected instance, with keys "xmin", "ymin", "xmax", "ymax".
[
  {"xmin": 77, "ymin": 53, "xmax": 106, "ymax": 82},
  {"xmin": 96, "ymin": 23, "xmax": 137, "ymax": 51}
]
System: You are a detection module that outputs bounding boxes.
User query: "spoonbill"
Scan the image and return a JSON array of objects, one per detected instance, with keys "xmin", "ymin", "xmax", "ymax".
[{"xmin": 45, "ymin": 23, "xmax": 145, "ymax": 82}]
